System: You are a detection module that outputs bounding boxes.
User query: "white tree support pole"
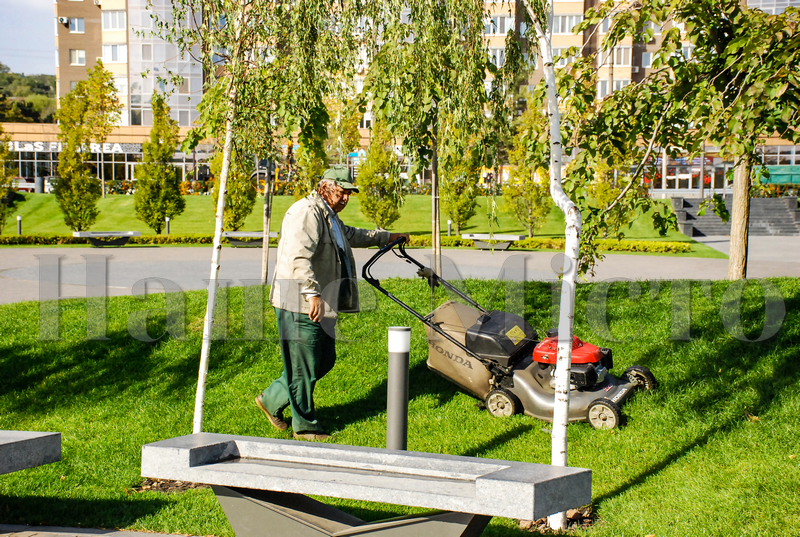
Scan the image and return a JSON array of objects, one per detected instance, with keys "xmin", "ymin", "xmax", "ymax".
[
  {"xmin": 193, "ymin": 85, "xmax": 238, "ymax": 434},
  {"xmin": 262, "ymin": 162, "xmax": 274, "ymax": 281},
  {"xmin": 431, "ymin": 125, "xmax": 442, "ymax": 276},
  {"xmin": 523, "ymin": 0, "xmax": 582, "ymax": 530}
]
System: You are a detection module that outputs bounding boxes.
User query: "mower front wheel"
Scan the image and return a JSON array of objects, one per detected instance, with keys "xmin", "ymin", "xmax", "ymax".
[
  {"xmin": 485, "ymin": 389, "xmax": 518, "ymax": 417},
  {"xmin": 587, "ymin": 398, "xmax": 622, "ymax": 429},
  {"xmin": 624, "ymin": 365, "xmax": 658, "ymax": 391}
]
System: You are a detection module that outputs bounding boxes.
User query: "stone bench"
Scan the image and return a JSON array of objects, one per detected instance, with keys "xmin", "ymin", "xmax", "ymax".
[
  {"xmin": 221, "ymin": 231, "xmax": 279, "ymax": 247},
  {"xmin": 141, "ymin": 433, "xmax": 590, "ymax": 537},
  {"xmin": 461, "ymin": 233, "xmax": 527, "ymax": 250},
  {"xmin": 73, "ymin": 231, "xmax": 141, "ymax": 247},
  {"xmin": 0, "ymin": 431, "xmax": 61, "ymax": 475}
]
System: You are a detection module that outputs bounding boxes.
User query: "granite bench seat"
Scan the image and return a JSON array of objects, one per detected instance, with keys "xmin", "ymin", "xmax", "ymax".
[
  {"xmin": 141, "ymin": 433, "xmax": 590, "ymax": 537},
  {"xmin": 73, "ymin": 231, "xmax": 141, "ymax": 247},
  {"xmin": 461, "ymin": 233, "xmax": 526, "ymax": 250},
  {"xmin": 0, "ymin": 431, "xmax": 61, "ymax": 475}
]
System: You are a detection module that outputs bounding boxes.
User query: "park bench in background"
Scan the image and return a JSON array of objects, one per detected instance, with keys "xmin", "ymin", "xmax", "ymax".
[
  {"xmin": 73, "ymin": 231, "xmax": 141, "ymax": 247},
  {"xmin": 461, "ymin": 233, "xmax": 526, "ymax": 250},
  {"xmin": 141, "ymin": 433, "xmax": 591, "ymax": 537},
  {"xmin": 221, "ymin": 231, "xmax": 279, "ymax": 247},
  {"xmin": 0, "ymin": 431, "xmax": 61, "ymax": 475}
]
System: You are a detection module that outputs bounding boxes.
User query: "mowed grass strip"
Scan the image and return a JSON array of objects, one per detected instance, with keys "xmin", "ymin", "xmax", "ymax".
[
  {"xmin": 3, "ymin": 278, "xmax": 796, "ymax": 536},
  {"xmin": 5, "ymin": 193, "xmax": 724, "ymax": 258}
]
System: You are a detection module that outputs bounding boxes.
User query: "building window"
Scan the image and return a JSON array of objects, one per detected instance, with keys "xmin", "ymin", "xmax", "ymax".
[
  {"xmin": 103, "ymin": 44, "xmax": 127, "ymax": 63},
  {"xmin": 598, "ymin": 80, "xmax": 609, "ymax": 98},
  {"xmin": 142, "ymin": 44, "xmax": 152, "ymax": 61},
  {"xmin": 359, "ymin": 116, "xmax": 372, "ymax": 129},
  {"xmin": 553, "ymin": 14, "xmax": 582, "ymax": 34},
  {"xmin": 131, "ymin": 109, "xmax": 142, "ymax": 126},
  {"xmin": 682, "ymin": 45, "xmax": 694, "ymax": 59},
  {"xmin": 69, "ymin": 18, "xmax": 84, "ymax": 33},
  {"xmin": 489, "ymin": 48, "xmax": 506, "ymax": 67},
  {"xmin": 179, "ymin": 110, "xmax": 189, "ymax": 126},
  {"xmin": 599, "ymin": 18, "xmax": 612, "ymax": 34},
  {"xmin": 642, "ymin": 52, "xmax": 653, "ymax": 68},
  {"xmin": 552, "ymin": 48, "xmax": 575, "ymax": 68},
  {"xmin": 103, "ymin": 11, "xmax": 127, "ymax": 31},
  {"xmin": 613, "ymin": 79, "xmax": 631, "ymax": 92},
  {"xmin": 114, "ymin": 76, "xmax": 128, "ymax": 95},
  {"xmin": 70, "ymin": 80, "xmax": 79, "ymax": 91},
  {"xmin": 69, "ymin": 49, "xmax": 86, "ymax": 66},
  {"xmin": 601, "ymin": 46, "xmax": 631, "ymax": 66},
  {"xmin": 647, "ymin": 21, "xmax": 662, "ymax": 35},
  {"xmin": 485, "ymin": 15, "xmax": 515, "ymax": 35}
]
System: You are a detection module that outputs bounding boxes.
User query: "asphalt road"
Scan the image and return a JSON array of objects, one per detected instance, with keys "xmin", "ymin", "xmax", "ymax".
[{"xmin": 0, "ymin": 236, "xmax": 798, "ymax": 305}]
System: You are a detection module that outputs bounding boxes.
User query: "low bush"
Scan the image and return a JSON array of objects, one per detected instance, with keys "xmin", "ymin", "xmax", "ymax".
[{"xmin": 0, "ymin": 234, "xmax": 279, "ymax": 246}]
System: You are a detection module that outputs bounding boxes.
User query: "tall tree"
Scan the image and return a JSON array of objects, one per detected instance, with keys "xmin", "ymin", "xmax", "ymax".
[
  {"xmin": 134, "ymin": 91, "xmax": 185, "ymax": 234},
  {"xmin": 586, "ymin": 1, "xmax": 800, "ymax": 279},
  {"xmin": 504, "ymin": 103, "xmax": 552, "ymax": 238},
  {"xmin": 362, "ymin": 0, "xmax": 510, "ymax": 274},
  {"xmin": 0, "ymin": 124, "xmax": 15, "ymax": 235},
  {"xmin": 325, "ymin": 99, "xmax": 362, "ymax": 165},
  {"xmin": 357, "ymin": 119, "xmax": 404, "ymax": 229},
  {"xmin": 210, "ymin": 148, "xmax": 256, "ymax": 230},
  {"xmin": 53, "ymin": 61, "xmax": 121, "ymax": 231},
  {"xmin": 439, "ymin": 126, "xmax": 481, "ymax": 235},
  {"xmin": 156, "ymin": 0, "xmax": 362, "ymax": 432}
]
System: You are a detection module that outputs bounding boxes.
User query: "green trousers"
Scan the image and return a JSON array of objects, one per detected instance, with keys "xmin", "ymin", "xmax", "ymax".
[{"xmin": 261, "ymin": 307, "xmax": 336, "ymax": 434}]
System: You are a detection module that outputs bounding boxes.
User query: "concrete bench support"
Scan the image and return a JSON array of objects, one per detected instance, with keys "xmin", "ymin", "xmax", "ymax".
[
  {"xmin": 141, "ymin": 433, "xmax": 590, "ymax": 537},
  {"xmin": 461, "ymin": 234, "xmax": 526, "ymax": 251},
  {"xmin": 0, "ymin": 431, "xmax": 61, "ymax": 475},
  {"xmin": 73, "ymin": 231, "xmax": 141, "ymax": 247},
  {"xmin": 222, "ymin": 231, "xmax": 279, "ymax": 247},
  {"xmin": 214, "ymin": 486, "xmax": 490, "ymax": 537}
]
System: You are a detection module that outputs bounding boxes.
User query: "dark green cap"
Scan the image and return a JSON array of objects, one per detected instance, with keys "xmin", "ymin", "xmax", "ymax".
[{"xmin": 322, "ymin": 165, "xmax": 359, "ymax": 192}]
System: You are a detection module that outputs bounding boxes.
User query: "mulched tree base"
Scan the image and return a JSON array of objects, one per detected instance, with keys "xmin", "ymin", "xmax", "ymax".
[
  {"xmin": 518, "ymin": 507, "xmax": 596, "ymax": 533},
  {"xmin": 132, "ymin": 478, "xmax": 209, "ymax": 494}
]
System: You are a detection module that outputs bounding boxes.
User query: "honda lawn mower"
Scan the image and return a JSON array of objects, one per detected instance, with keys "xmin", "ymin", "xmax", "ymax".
[{"xmin": 362, "ymin": 237, "xmax": 657, "ymax": 429}]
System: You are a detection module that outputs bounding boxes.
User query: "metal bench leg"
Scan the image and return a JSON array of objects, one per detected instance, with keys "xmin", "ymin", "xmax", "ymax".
[{"xmin": 212, "ymin": 486, "xmax": 492, "ymax": 537}]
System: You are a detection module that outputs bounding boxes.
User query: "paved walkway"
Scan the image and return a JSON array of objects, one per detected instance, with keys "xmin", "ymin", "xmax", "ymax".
[
  {"xmin": 0, "ymin": 236, "xmax": 798, "ymax": 305},
  {"xmin": 0, "ymin": 525, "xmax": 184, "ymax": 537}
]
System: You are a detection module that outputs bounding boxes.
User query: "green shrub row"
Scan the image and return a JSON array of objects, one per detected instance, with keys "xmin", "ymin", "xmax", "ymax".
[
  {"xmin": 0, "ymin": 234, "xmax": 279, "ymax": 246},
  {"xmin": 409, "ymin": 235, "xmax": 692, "ymax": 253},
  {"xmin": 0, "ymin": 233, "xmax": 690, "ymax": 253}
]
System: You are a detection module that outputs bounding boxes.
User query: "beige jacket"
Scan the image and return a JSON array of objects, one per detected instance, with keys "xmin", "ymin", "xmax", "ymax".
[{"xmin": 269, "ymin": 192, "xmax": 390, "ymax": 317}]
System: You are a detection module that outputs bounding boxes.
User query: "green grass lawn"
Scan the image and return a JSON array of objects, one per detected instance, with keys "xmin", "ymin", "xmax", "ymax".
[
  {"xmin": 1, "ymin": 278, "xmax": 798, "ymax": 535},
  {"xmin": 5, "ymin": 193, "xmax": 724, "ymax": 258}
]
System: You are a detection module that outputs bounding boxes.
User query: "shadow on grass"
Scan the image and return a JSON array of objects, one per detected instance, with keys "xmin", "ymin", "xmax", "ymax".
[
  {"xmin": 0, "ymin": 494, "xmax": 170, "ymax": 529},
  {"xmin": 593, "ymin": 281, "xmax": 800, "ymax": 506},
  {"xmin": 320, "ymin": 359, "xmax": 462, "ymax": 432}
]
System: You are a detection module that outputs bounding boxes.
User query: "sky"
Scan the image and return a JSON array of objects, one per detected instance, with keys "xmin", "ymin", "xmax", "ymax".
[{"xmin": 0, "ymin": 0, "xmax": 56, "ymax": 76}]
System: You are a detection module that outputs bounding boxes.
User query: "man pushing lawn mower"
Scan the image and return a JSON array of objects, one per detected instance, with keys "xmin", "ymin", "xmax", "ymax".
[{"xmin": 255, "ymin": 165, "xmax": 408, "ymax": 440}]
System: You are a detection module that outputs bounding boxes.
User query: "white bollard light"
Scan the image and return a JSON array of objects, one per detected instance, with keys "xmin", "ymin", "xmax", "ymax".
[{"xmin": 387, "ymin": 327, "xmax": 411, "ymax": 451}]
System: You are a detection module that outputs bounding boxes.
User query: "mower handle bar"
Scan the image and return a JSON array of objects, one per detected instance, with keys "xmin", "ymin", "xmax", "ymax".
[
  {"xmin": 362, "ymin": 238, "xmax": 508, "ymax": 375},
  {"xmin": 362, "ymin": 237, "xmax": 483, "ymax": 311}
]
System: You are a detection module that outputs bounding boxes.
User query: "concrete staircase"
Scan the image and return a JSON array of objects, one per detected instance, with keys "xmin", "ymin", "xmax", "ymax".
[{"xmin": 672, "ymin": 196, "xmax": 800, "ymax": 237}]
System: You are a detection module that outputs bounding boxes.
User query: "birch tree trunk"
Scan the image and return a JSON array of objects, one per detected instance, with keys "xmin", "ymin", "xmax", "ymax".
[
  {"xmin": 193, "ymin": 89, "xmax": 237, "ymax": 434},
  {"xmin": 727, "ymin": 157, "xmax": 750, "ymax": 280},
  {"xmin": 523, "ymin": 0, "xmax": 582, "ymax": 530}
]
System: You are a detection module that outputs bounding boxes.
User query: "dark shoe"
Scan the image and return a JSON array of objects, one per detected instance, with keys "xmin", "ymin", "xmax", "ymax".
[
  {"xmin": 292, "ymin": 431, "xmax": 331, "ymax": 441},
  {"xmin": 255, "ymin": 395, "xmax": 288, "ymax": 431}
]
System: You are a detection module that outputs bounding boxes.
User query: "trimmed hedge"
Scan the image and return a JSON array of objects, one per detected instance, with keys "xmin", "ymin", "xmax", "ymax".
[
  {"xmin": 0, "ymin": 234, "xmax": 279, "ymax": 246},
  {"xmin": 409, "ymin": 235, "xmax": 692, "ymax": 253},
  {"xmin": 0, "ymin": 233, "xmax": 690, "ymax": 253}
]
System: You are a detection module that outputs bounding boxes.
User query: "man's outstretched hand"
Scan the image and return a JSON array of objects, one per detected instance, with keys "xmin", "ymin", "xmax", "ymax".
[{"xmin": 388, "ymin": 233, "xmax": 410, "ymax": 243}]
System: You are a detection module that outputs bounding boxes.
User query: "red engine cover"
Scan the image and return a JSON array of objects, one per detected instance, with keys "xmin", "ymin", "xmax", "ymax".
[{"xmin": 532, "ymin": 336, "xmax": 603, "ymax": 365}]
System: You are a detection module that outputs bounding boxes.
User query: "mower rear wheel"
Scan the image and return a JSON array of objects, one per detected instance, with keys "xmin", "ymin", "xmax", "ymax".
[
  {"xmin": 485, "ymin": 389, "xmax": 518, "ymax": 417},
  {"xmin": 624, "ymin": 366, "xmax": 658, "ymax": 390},
  {"xmin": 587, "ymin": 398, "xmax": 622, "ymax": 429}
]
